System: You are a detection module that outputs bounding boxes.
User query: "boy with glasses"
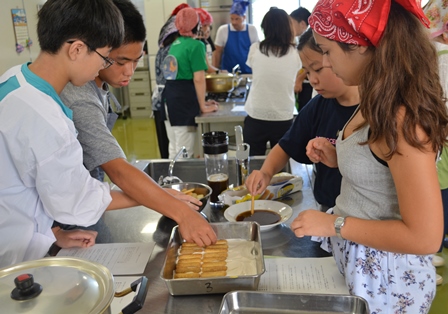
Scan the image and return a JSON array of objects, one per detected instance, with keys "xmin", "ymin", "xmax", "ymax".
[
  {"xmin": 0, "ymin": 0, "xmax": 144, "ymax": 267},
  {"xmin": 58, "ymin": 0, "xmax": 217, "ymax": 246}
]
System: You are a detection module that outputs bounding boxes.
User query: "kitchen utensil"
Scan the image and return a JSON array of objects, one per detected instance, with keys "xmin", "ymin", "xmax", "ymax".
[
  {"xmin": 160, "ymin": 222, "xmax": 265, "ymax": 295},
  {"xmin": 234, "ymin": 125, "xmax": 243, "ymax": 147},
  {"xmin": 235, "ymin": 143, "xmax": 250, "ymax": 186},
  {"xmin": 162, "ymin": 182, "xmax": 212, "ymax": 212},
  {"xmin": 250, "ymin": 195, "xmax": 255, "ymax": 216},
  {"xmin": 219, "ymin": 291, "xmax": 370, "ymax": 314},
  {"xmin": 234, "ymin": 125, "xmax": 250, "ymax": 186},
  {"xmin": 0, "ymin": 257, "xmax": 148, "ymax": 314},
  {"xmin": 224, "ymin": 200, "xmax": 293, "ymax": 231}
]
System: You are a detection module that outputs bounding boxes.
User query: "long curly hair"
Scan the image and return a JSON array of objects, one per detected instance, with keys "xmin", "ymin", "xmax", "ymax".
[{"xmin": 352, "ymin": 1, "xmax": 448, "ymax": 158}]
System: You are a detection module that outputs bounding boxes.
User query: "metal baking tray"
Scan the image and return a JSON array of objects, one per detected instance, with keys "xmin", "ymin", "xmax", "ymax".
[
  {"xmin": 160, "ymin": 222, "xmax": 265, "ymax": 295},
  {"xmin": 219, "ymin": 291, "xmax": 370, "ymax": 314}
]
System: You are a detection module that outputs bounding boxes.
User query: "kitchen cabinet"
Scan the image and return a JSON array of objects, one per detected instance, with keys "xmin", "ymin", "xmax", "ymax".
[{"xmin": 129, "ymin": 70, "xmax": 152, "ymax": 118}]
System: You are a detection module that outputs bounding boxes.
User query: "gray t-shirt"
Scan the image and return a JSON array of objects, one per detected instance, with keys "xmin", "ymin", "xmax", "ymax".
[{"xmin": 60, "ymin": 81, "xmax": 126, "ymax": 181}]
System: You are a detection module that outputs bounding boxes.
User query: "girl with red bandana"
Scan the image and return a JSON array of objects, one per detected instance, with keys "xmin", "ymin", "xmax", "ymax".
[{"xmin": 282, "ymin": 0, "xmax": 448, "ymax": 312}]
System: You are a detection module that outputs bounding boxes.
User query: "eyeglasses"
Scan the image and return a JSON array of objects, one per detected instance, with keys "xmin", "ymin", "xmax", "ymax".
[
  {"xmin": 66, "ymin": 40, "xmax": 115, "ymax": 69},
  {"xmin": 91, "ymin": 49, "xmax": 115, "ymax": 69}
]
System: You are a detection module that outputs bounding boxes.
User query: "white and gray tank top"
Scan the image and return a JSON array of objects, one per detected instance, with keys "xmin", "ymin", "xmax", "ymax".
[{"xmin": 333, "ymin": 124, "xmax": 401, "ymax": 221}]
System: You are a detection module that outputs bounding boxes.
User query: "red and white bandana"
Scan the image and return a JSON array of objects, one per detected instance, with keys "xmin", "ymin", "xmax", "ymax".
[
  {"xmin": 309, "ymin": 0, "xmax": 430, "ymax": 46},
  {"xmin": 175, "ymin": 7, "xmax": 199, "ymax": 37}
]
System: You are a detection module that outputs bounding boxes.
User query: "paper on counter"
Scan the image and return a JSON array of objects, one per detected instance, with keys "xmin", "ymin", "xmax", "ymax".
[
  {"xmin": 231, "ymin": 106, "xmax": 245, "ymax": 112},
  {"xmin": 57, "ymin": 242, "xmax": 155, "ymax": 275},
  {"xmin": 258, "ymin": 256, "xmax": 349, "ymax": 294},
  {"xmin": 110, "ymin": 276, "xmax": 140, "ymax": 314}
]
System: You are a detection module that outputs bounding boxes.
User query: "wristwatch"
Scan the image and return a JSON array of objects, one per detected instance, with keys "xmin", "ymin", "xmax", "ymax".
[{"xmin": 334, "ymin": 216, "xmax": 346, "ymax": 239}]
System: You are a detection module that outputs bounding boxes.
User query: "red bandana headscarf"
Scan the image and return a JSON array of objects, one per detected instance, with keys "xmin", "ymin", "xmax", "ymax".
[
  {"xmin": 171, "ymin": 3, "xmax": 190, "ymax": 17},
  {"xmin": 195, "ymin": 8, "xmax": 214, "ymax": 26},
  {"xmin": 175, "ymin": 7, "xmax": 199, "ymax": 37},
  {"xmin": 309, "ymin": 0, "xmax": 430, "ymax": 46}
]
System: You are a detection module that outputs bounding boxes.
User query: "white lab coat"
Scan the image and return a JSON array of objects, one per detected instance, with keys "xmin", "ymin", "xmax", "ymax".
[{"xmin": 0, "ymin": 64, "xmax": 112, "ymax": 267}]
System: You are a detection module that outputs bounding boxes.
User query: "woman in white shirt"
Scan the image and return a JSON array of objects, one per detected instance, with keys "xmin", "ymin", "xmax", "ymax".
[{"xmin": 243, "ymin": 7, "xmax": 301, "ymax": 156}]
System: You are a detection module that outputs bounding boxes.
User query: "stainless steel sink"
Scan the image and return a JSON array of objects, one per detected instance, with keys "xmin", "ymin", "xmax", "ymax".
[{"xmin": 136, "ymin": 156, "xmax": 290, "ymax": 186}]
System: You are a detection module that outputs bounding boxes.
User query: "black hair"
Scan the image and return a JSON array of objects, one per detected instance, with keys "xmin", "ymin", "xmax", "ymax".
[
  {"xmin": 192, "ymin": 22, "xmax": 200, "ymax": 35},
  {"xmin": 163, "ymin": 33, "xmax": 179, "ymax": 47},
  {"xmin": 113, "ymin": 0, "xmax": 146, "ymax": 44},
  {"xmin": 173, "ymin": 22, "xmax": 200, "ymax": 38},
  {"xmin": 260, "ymin": 8, "xmax": 295, "ymax": 58},
  {"xmin": 290, "ymin": 7, "xmax": 311, "ymax": 25},
  {"xmin": 37, "ymin": 0, "xmax": 124, "ymax": 54},
  {"xmin": 297, "ymin": 28, "xmax": 321, "ymax": 53}
]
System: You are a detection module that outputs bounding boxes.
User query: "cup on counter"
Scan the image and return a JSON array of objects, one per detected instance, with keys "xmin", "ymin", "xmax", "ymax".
[{"xmin": 202, "ymin": 131, "xmax": 229, "ymax": 205}]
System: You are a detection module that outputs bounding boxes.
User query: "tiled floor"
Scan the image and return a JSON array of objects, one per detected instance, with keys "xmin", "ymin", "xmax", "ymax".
[
  {"xmin": 112, "ymin": 116, "xmax": 161, "ymax": 161},
  {"xmin": 112, "ymin": 117, "xmax": 448, "ymax": 313}
]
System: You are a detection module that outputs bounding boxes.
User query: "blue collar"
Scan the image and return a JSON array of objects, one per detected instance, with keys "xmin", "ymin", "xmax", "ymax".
[{"xmin": 21, "ymin": 63, "xmax": 73, "ymax": 120}]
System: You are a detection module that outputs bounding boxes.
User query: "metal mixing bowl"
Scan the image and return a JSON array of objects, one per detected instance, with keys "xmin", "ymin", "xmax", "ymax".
[{"xmin": 163, "ymin": 182, "xmax": 212, "ymax": 212}]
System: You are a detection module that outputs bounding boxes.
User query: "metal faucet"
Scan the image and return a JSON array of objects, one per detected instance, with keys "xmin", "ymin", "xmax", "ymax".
[
  {"xmin": 169, "ymin": 146, "xmax": 188, "ymax": 177},
  {"xmin": 158, "ymin": 146, "xmax": 188, "ymax": 185}
]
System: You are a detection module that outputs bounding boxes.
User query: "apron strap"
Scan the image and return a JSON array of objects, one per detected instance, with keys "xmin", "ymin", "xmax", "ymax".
[{"xmin": 16, "ymin": 71, "xmax": 27, "ymax": 86}]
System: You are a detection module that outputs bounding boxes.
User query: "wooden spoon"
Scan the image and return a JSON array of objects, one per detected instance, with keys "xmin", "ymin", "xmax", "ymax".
[{"xmin": 251, "ymin": 194, "xmax": 255, "ymax": 216}]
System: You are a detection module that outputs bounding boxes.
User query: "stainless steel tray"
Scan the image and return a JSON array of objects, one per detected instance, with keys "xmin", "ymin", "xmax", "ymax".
[
  {"xmin": 160, "ymin": 222, "xmax": 265, "ymax": 295},
  {"xmin": 219, "ymin": 291, "xmax": 370, "ymax": 314}
]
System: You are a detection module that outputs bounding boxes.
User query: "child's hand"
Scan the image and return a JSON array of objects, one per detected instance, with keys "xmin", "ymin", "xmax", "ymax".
[
  {"xmin": 290, "ymin": 210, "xmax": 337, "ymax": 238},
  {"xmin": 306, "ymin": 138, "xmax": 338, "ymax": 168},
  {"xmin": 164, "ymin": 188, "xmax": 202, "ymax": 211},
  {"xmin": 245, "ymin": 170, "xmax": 271, "ymax": 196},
  {"xmin": 53, "ymin": 227, "xmax": 98, "ymax": 249}
]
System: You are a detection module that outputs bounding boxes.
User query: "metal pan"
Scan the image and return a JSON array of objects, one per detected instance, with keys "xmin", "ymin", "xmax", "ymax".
[
  {"xmin": 160, "ymin": 222, "xmax": 265, "ymax": 295},
  {"xmin": 219, "ymin": 291, "xmax": 370, "ymax": 314}
]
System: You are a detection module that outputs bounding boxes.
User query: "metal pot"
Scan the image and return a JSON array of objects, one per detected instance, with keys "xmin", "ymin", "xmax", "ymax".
[
  {"xmin": 205, "ymin": 64, "xmax": 242, "ymax": 93},
  {"xmin": 206, "ymin": 73, "xmax": 242, "ymax": 93},
  {"xmin": 0, "ymin": 257, "xmax": 148, "ymax": 314}
]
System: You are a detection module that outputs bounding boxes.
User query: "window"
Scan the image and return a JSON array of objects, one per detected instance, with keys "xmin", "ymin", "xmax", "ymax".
[{"xmin": 251, "ymin": 0, "xmax": 300, "ymax": 40}]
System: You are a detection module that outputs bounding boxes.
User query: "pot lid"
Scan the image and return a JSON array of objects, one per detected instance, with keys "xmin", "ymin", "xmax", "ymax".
[
  {"xmin": 205, "ymin": 72, "xmax": 235, "ymax": 79},
  {"xmin": 0, "ymin": 257, "xmax": 114, "ymax": 314}
]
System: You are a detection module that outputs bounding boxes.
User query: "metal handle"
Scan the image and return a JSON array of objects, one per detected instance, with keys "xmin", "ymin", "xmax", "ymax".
[
  {"xmin": 116, "ymin": 276, "xmax": 149, "ymax": 314},
  {"xmin": 232, "ymin": 64, "xmax": 240, "ymax": 74}
]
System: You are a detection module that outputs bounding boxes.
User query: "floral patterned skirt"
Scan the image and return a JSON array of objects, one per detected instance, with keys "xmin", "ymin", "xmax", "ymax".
[{"xmin": 320, "ymin": 236, "xmax": 436, "ymax": 314}]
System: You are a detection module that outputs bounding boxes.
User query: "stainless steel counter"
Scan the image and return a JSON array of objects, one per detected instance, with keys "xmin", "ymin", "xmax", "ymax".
[
  {"xmin": 92, "ymin": 161, "xmax": 330, "ymax": 313},
  {"xmin": 194, "ymin": 86, "xmax": 299, "ymax": 157}
]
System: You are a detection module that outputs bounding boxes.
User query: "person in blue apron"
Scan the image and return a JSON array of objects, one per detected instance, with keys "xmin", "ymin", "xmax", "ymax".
[
  {"xmin": 213, "ymin": 0, "xmax": 259, "ymax": 74},
  {"xmin": 163, "ymin": 8, "xmax": 218, "ymax": 158}
]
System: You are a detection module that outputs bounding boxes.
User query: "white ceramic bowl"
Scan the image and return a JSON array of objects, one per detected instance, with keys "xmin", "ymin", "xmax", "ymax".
[{"xmin": 224, "ymin": 200, "xmax": 293, "ymax": 231}]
